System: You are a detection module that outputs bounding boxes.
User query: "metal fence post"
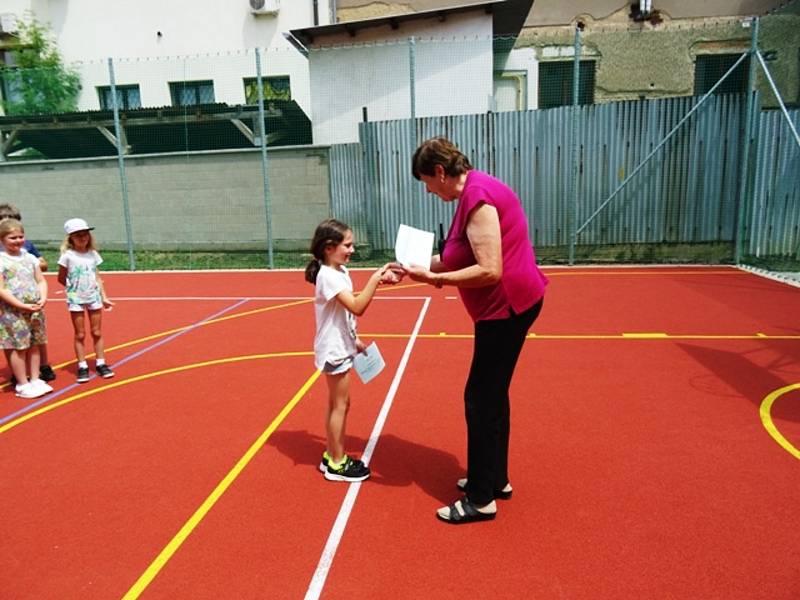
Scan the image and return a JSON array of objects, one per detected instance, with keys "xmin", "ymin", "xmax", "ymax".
[
  {"xmin": 360, "ymin": 113, "xmax": 379, "ymax": 253},
  {"xmin": 734, "ymin": 18, "xmax": 759, "ymax": 264},
  {"xmin": 255, "ymin": 47, "xmax": 274, "ymax": 269},
  {"xmin": 409, "ymin": 36, "xmax": 421, "ymax": 229},
  {"xmin": 107, "ymin": 57, "xmax": 136, "ymax": 271},
  {"xmin": 568, "ymin": 26, "xmax": 581, "ymax": 265},
  {"xmin": 409, "ymin": 36, "xmax": 416, "ymax": 121}
]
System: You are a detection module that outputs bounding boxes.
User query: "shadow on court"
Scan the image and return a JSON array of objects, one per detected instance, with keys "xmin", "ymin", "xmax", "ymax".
[
  {"xmin": 677, "ymin": 341, "xmax": 800, "ymax": 423},
  {"xmin": 268, "ymin": 429, "xmax": 462, "ymax": 503}
]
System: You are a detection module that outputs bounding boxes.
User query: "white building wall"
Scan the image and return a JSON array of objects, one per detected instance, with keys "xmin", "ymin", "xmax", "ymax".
[
  {"xmin": 7, "ymin": 0, "xmax": 332, "ymax": 115},
  {"xmin": 308, "ymin": 12, "xmax": 493, "ymax": 145}
]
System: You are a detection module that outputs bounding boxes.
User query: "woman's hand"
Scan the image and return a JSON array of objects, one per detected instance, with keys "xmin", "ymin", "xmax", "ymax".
[
  {"xmin": 355, "ymin": 337, "xmax": 367, "ymax": 353},
  {"xmin": 103, "ymin": 297, "xmax": 115, "ymax": 310},
  {"xmin": 403, "ymin": 264, "xmax": 437, "ymax": 286}
]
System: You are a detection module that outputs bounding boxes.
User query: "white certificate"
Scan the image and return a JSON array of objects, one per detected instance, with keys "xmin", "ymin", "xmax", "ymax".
[
  {"xmin": 353, "ymin": 342, "xmax": 385, "ymax": 384},
  {"xmin": 395, "ymin": 224, "xmax": 434, "ymax": 270}
]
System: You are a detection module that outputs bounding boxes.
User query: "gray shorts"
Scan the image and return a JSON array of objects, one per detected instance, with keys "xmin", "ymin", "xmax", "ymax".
[{"xmin": 322, "ymin": 356, "xmax": 354, "ymax": 375}]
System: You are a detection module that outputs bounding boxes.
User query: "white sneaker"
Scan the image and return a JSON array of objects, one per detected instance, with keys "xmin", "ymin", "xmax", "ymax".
[
  {"xmin": 15, "ymin": 382, "xmax": 40, "ymax": 399},
  {"xmin": 29, "ymin": 378, "xmax": 53, "ymax": 395}
]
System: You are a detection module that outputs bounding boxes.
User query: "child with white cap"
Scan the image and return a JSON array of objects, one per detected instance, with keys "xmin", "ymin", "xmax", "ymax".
[{"xmin": 57, "ymin": 218, "xmax": 115, "ymax": 383}]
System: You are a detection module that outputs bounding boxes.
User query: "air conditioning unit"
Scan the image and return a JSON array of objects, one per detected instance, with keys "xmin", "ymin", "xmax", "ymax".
[
  {"xmin": 0, "ymin": 13, "xmax": 19, "ymax": 34},
  {"xmin": 250, "ymin": 0, "xmax": 279, "ymax": 15}
]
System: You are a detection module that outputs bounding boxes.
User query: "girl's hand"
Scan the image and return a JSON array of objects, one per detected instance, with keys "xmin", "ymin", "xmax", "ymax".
[
  {"xmin": 103, "ymin": 298, "xmax": 115, "ymax": 310},
  {"xmin": 378, "ymin": 262, "xmax": 406, "ymax": 285},
  {"xmin": 355, "ymin": 337, "xmax": 367, "ymax": 353}
]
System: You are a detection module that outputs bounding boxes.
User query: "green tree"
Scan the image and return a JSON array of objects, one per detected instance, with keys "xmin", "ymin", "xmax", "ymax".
[{"xmin": 1, "ymin": 18, "xmax": 80, "ymax": 115}]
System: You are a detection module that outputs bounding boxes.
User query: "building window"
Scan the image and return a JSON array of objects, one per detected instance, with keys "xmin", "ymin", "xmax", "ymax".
[
  {"xmin": 538, "ymin": 60, "xmax": 596, "ymax": 109},
  {"xmin": 243, "ymin": 76, "xmax": 291, "ymax": 103},
  {"xmin": 169, "ymin": 80, "xmax": 215, "ymax": 106},
  {"xmin": 98, "ymin": 85, "xmax": 141, "ymax": 110},
  {"xmin": 694, "ymin": 54, "xmax": 750, "ymax": 96}
]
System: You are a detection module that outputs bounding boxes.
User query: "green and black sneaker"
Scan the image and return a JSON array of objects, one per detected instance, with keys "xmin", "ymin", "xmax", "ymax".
[{"xmin": 324, "ymin": 456, "xmax": 370, "ymax": 482}]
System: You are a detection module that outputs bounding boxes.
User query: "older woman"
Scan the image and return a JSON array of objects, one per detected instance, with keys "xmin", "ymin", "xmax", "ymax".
[{"xmin": 403, "ymin": 137, "xmax": 548, "ymax": 524}]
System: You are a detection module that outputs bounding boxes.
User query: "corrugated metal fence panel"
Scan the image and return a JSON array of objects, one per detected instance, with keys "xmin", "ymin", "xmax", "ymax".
[
  {"xmin": 333, "ymin": 96, "xmax": 797, "ymax": 256},
  {"xmin": 329, "ymin": 143, "xmax": 369, "ymax": 244},
  {"xmin": 749, "ymin": 108, "xmax": 800, "ymax": 257}
]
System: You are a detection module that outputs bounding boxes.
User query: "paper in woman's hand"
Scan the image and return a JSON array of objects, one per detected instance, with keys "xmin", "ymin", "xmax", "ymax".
[
  {"xmin": 353, "ymin": 342, "xmax": 385, "ymax": 384},
  {"xmin": 395, "ymin": 224, "xmax": 434, "ymax": 270}
]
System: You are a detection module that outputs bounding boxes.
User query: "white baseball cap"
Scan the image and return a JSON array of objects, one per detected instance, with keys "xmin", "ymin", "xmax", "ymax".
[{"xmin": 64, "ymin": 218, "xmax": 95, "ymax": 235}]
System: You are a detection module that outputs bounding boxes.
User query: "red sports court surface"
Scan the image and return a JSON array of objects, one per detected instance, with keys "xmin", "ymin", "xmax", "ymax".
[{"xmin": 1, "ymin": 266, "xmax": 798, "ymax": 599}]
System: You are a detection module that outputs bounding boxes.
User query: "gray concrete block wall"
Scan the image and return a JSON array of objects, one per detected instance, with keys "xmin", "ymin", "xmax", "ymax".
[{"xmin": 0, "ymin": 146, "xmax": 331, "ymax": 252}]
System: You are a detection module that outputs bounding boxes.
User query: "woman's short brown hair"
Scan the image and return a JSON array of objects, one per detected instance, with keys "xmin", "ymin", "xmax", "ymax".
[{"xmin": 411, "ymin": 137, "xmax": 473, "ymax": 180}]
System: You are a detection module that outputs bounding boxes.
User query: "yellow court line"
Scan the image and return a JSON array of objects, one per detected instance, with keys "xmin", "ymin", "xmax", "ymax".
[
  {"xmin": 622, "ymin": 332, "xmax": 668, "ymax": 338},
  {"xmin": 0, "ymin": 352, "xmax": 313, "ymax": 435},
  {"xmin": 545, "ymin": 269, "xmax": 740, "ymax": 276},
  {"xmin": 2, "ymin": 286, "xmax": 424, "ymax": 391},
  {"xmin": 362, "ymin": 332, "xmax": 800, "ymax": 341},
  {"xmin": 106, "ymin": 298, "xmax": 314, "ymax": 354},
  {"xmin": 122, "ymin": 368, "xmax": 322, "ymax": 600},
  {"xmin": 760, "ymin": 383, "xmax": 800, "ymax": 460},
  {"xmin": 0, "ymin": 299, "xmax": 314, "ymax": 391}
]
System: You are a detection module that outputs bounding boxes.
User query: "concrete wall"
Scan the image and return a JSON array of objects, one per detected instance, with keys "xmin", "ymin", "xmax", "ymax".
[{"xmin": 0, "ymin": 146, "xmax": 331, "ymax": 251}]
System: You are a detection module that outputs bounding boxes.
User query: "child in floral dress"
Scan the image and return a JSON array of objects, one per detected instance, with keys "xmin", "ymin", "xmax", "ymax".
[{"xmin": 0, "ymin": 219, "xmax": 52, "ymax": 399}]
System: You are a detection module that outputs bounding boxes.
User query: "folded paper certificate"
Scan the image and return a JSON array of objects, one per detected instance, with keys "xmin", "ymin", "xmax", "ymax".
[
  {"xmin": 353, "ymin": 342, "xmax": 385, "ymax": 384},
  {"xmin": 395, "ymin": 224, "xmax": 434, "ymax": 270}
]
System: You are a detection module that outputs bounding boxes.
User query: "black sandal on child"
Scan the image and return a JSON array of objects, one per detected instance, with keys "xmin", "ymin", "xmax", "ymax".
[
  {"xmin": 436, "ymin": 496, "xmax": 496, "ymax": 525},
  {"xmin": 456, "ymin": 478, "xmax": 513, "ymax": 500}
]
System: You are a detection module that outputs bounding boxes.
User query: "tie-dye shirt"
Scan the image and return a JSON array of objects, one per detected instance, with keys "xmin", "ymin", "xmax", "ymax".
[{"xmin": 57, "ymin": 249, "xmax": 104, "ymax": 306}]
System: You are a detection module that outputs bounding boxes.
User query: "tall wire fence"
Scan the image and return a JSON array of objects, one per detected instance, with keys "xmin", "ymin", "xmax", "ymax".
[{"xmin": 0, "ymin": 12, "xmax": 797, "ymax": 270}]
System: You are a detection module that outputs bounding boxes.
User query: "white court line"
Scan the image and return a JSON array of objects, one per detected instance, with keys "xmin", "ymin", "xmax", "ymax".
[
  {"xmin": 88, "ymin": 296, "xmax": 426, "ymax": 301},
  {"xmin": 304, "ymin": 296, "xmax": 431, "ymax": 600},
  {"xmin": 737, "ymin": 264, "xmax": 800, "ymax": 289}
]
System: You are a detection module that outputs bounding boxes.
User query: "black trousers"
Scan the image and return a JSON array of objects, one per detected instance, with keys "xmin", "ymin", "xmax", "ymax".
[{"xmin": 464, "ymin": 298, "xmax": 543, "ymax": 505}]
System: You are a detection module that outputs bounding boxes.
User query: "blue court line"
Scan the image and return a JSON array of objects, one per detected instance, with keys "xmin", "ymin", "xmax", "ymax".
[{"xmin": 0, "ymin": 298, "xmax": 250, "ymax": 426}]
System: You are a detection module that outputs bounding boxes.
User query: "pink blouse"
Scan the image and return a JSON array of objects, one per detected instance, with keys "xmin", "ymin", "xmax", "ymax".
[{"xmin": 441, "ymin": 170, "xmax": 548, "ymax": 322}]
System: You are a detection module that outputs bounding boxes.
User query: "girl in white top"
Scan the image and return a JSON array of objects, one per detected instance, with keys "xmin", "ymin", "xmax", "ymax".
[
  {"xmin": 305, "ymin": 218, "xmax": 398, "ymax": 482},
  {"xmin": 0, "ymin": 218, "xmax": 52, "ymax": 399},
  {"xmin": 57, "ymin": 218, "xmax": 115, "ymax": 384}
]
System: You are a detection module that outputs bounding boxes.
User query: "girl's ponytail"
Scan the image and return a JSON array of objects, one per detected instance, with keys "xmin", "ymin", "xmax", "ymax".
[{"xmin": 304, "ymin": 257, "xmax": 321, "ymax": 284}]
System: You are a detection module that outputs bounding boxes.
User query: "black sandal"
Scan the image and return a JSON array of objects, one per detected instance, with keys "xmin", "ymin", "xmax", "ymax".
[{"xmin": 436, "ymin": 496, "xmax": 496, "ymax": 525}]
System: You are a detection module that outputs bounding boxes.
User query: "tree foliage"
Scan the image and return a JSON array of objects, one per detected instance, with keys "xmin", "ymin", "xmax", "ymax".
[{"xmin": 1, "ymin": 18, "xmax": 81, "ymax": 116}]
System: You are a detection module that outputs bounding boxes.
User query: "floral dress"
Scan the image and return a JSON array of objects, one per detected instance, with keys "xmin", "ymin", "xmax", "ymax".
[{"xmin": 0, "ymin": 250, "xmax": 47, "ymax": 350}]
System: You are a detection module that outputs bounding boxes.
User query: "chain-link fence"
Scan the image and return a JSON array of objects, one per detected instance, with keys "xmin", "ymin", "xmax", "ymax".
[{"xmin": 0, "ymin": 11, "xmax": 797, "ymax": 270}]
